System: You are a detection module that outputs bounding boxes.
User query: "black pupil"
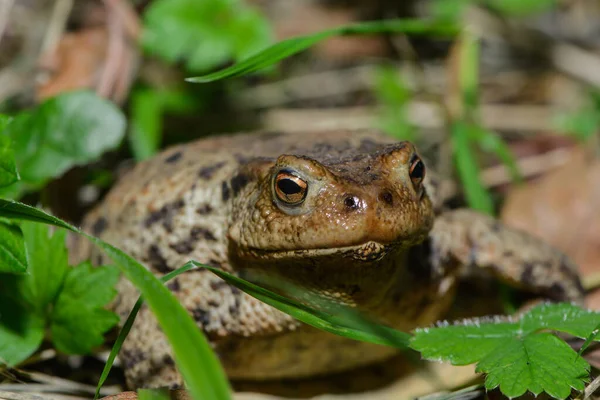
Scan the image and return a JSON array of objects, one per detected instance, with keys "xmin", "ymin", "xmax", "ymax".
[
  {"xmin": 411, "ymin": 160, "xmax": 424, "ymax": 180},
  {"xmin": 278, "ymin": 178, "xmax": 302, "ymax": 195}
]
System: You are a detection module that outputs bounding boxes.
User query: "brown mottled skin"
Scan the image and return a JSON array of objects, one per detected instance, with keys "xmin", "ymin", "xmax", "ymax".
[{"xmin": 74, "ymin": 129, "xmax": 584, "ymax": 389}]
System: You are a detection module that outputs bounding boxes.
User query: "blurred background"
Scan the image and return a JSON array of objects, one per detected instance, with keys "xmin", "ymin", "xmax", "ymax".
[{"xmin": 2, "ymin": 0, "xmax": 600, "ymax": 397}]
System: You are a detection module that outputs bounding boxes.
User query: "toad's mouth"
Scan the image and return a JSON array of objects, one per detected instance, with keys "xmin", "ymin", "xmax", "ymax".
[{"xmin": 245, "ymin": 241, "xmax": 392, "ymax": 262}]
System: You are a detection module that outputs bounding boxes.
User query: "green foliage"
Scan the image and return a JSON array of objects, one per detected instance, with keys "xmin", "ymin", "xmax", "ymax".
[
  {"xmin": 142, "ymin": 0, "xmax": 272, "ymax": 73},
  {"xmin": 50, "ymin": 262, "xmax": 119, "ymax": 354},
  {"xmin": 0, "ymin": 294, "xmax": 45, "ymax": 366},
  {"xmin": 0, "ymin": 91, "xmax": 125, "ymax": 198},
  {"xmin": 0, "ymin": 199, "xmax": 232, "ymax": 400},
  {"xmin": 430, "ymin": 0, "xmax": 556, "ymax": 21},
  {"xmin": 0, "ymin": 220, "xmax": 27, "ymax": 274},
  {"xmin": 451, "ymin": 31, "xmax": 521, "ymax": 214},
  {"xmin": 411, "ymin": 303, "xmax": 599, "ymax": 399},
  {"xmin": 0, "ymin": 200, "xmax": 597, "ymax": 400},
  {"xmin": 555, "ymin": 90, "xmax": 600, "ymax": 143},
  {"xmin": 187, "ymin": 19, "xmax": 458, "ymax": 82},
  {"xmin": 200, "ymin": 262, "xmax": 411, "ymax": 348},
  {"xmin": 0, "ymin": 115, "xmax": 19, "ymax": 188},
  {"xmin": 94, "ymin": 262, "xmax": 197, "ymax": 400},
  {"xmin": 138, "ymin": 388, "xmax": 171, "ymax": 400},
  {"xmin": 0, "ymin": 222, "xmax": 119, "ymax": 366},
  {"xmin": 374, "ymin": 65, "xmax": 416, "ymax": 141},
  {"xmin": 129, "ymin": 87, "xmax": 197, "ymax": 161}
]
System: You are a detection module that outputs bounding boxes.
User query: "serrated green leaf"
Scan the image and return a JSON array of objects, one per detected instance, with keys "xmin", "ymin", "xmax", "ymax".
[
  {"xmin": 4, "ymin": 91, "xmax": 125, "ymax": 184},
  {"xmin": 0, "ymin": 221, "xmax": 27, "ymax": 274},
  {"xmin": 0, "ymin": 199, "xmax": 232, "ymax": 400},
  {"xmin": 0, "ymin": 293, "xmax": 44, "ymax": 367},
  {"xmin": 477, "ymin": 333, "xmax": 588, "ymax": 399},
  {"xmin": 520, "ymin": 302, "xmax": 600, "ymax": 338},
  {"xmin": 17, "ymin": 222, "xmax": 68, "ymax": 313},
  {"xmin": 142, "ymin": 0, "xmax": 272, "ymax": 73},
  {"xmin": 411, "ymin": 321, "xmax": 517, "ymax": 365},
  {"xmin": 50, "ymin": 262, "xmax": 120, "ymax": 354},
  {"xmin": 187, "ymin": 19, "xmax": 458, "ymax": 82}
]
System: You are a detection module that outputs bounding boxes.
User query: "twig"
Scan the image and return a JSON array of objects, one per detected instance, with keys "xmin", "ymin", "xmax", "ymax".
[
  {"xmin": 263, "ymin": 102, "xmax": 556, "ymax": 133},
  {"xmin": 97, "ymin": 0, "xmax": 125, "ymax": 99},
  {"xmin": 40, "ymin": 0, "xmax": 73, "ymax": 55},
  {"xmin": 0, "ymin": 0, "xmax": 15, "ymax": 45},
  {"xmin": 0, "ymin": 391, "xmax": 46, "ymax": 400},
  {"xmin": 582, "ymin": 373, "xmax": 600, "ymax": 400}
]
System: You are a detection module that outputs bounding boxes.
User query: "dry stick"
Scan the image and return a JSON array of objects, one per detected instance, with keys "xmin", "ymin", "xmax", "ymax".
[
  {"xmin": 0, "ymin": 0, "xmax": 15, "ymax": 45},
  {"xmin": 39, "ymin": 0, "xmax": 73, "ymax": 56},
  {"xmin": 466, "ymin": 6, "xmax": 600, "ymax": 91},
  {"xmin": 263, "ymin": 102, "xmax": 554, "ymax": 133},
  {"xmin": 0, "ymin": 391, "xmax": 46, "ymax": 400},
  {"xmin": 107, "ymin": 0, "xmax": 141, "ymax": 103},
  {"xmin": 97, "ymin": 0, "xmax": 125, "ymax": 100}
]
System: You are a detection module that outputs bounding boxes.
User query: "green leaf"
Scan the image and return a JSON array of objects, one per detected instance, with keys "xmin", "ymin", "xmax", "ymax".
[
  {"xmin": 187, "ymin": 19, "xmax": 458, "ymax": 82},
  {"xmin": 412, "ymin": 303, "xmax": 600, "ymax": 399},
  {"xmin": 411, "ymin": 321, "xmax": 517, "ymax": 365},
  {"xmin": 0, "ymin": 293, "xmax": 45, "ymax": 367},
  {"xmin": 478, "ymin": 333, "xmax": 588, "ymax": 399},
  {"xmin": 50, "ymin": 262, "xmax": 120, "ymax": 354},
  {"xmin": 197, "ymin": 262, "xmax": 411, "ymax": 349},
  {"xmin": 4, "ymin": 91, "xmax": 125, "ymax": 184},
  {"xmin": 520, "ymin": 302, "xmax": 600, "ymax": 339},
  {"xmin": 0, "ymin": 221, "xmax": 27, "ymax": 274},
  {"xmin": 142, "ymin": 0, "xmax": 272, "ymax": 73},
  {"xmin": 0, "ymin": 116, "xmax": 19, "ymax": 188},
  {"xmin": 14, "ymin": 222, "xmax": 68, "ymax": 314}
]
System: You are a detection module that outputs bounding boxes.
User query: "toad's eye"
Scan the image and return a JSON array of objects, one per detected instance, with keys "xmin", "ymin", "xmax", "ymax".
[
  {"xmin": 409, "ymin": 155, "xmax": 425, "ymax": 187},
  {"xmin": 274, "ymin": 171, "xmax": 308, "ymax": 205}
]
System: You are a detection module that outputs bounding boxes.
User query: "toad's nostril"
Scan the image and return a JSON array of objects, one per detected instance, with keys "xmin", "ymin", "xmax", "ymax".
[
  {"xmin": 344, "ymin": 196, "xmax": 360, "ymax": 210},
  {"xmin": 379, "ymin": 191, "xmax": 394, "ymax": 206}
]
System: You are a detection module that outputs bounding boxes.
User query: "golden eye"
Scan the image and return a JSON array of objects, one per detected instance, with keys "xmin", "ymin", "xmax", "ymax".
[
  {"xmin": 409, "ymin": 155, "xmax": 425, "ymax": 187},
  {"xmin": 274, "ymin": 171, "xmax": 307, "ymax": 205}
]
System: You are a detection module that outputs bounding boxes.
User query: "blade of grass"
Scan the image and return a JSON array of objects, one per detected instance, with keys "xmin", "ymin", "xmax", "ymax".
[
  {"xmin": 0, "ymin": 200, "xmax": 231, "ymax": 400},
  {"xmin": 192, "ymin": 262, "xmax": 411, "ymax": 348},
  {"xmin": 94, "ymin": 262, "xmax": 198, "ymax": 400},
  {"xmin": 452, "ymin": 121, "xmax": 494, "ymax": 214},
  {"xmin": 187, "ymin": 19, "xmax": 458, "ymax": 82},
  {"xmin": 577, "ymin": 322, "xmax": 600, "ymax": 358},
  {"xmin": 451, "ymin": 30, "xmax": 494, "ymax": 215},
  {"xmin": 470, "ymin": 128, "xmax": 523, "ymax": 183}
]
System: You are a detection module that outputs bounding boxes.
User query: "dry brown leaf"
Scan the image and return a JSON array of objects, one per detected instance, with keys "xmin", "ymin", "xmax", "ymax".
[{"xmin": 500, "ymin": 146, "xmax": 600, "ymax": 308}]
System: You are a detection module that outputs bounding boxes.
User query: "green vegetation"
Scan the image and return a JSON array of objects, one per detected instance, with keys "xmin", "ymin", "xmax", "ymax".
[{"xmin": 0, "ymin": 0, "xmax": 598, "ymax": 399}]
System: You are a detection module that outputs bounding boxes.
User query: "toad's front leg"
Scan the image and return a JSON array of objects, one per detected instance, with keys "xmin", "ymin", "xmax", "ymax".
[{"xmin": 427, "ymin": 209, "xmax": 585, "ymax": 304}]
